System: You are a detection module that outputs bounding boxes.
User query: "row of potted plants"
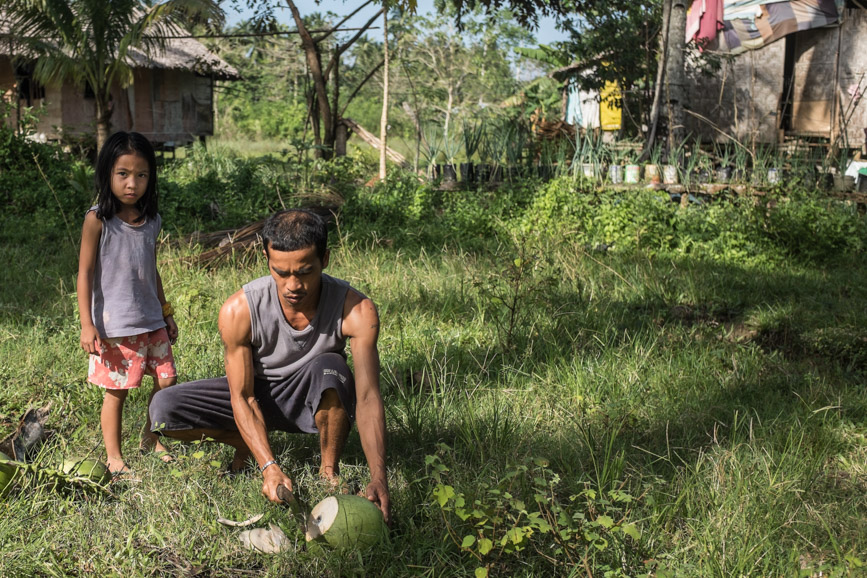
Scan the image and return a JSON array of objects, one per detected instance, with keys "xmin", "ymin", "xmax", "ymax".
[{"xmin": 421, "ymin": 119, "xmax": 861, "ymax": 191}]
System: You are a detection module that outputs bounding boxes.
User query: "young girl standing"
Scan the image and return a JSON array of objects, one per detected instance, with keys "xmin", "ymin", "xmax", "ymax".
[{"xmin": 77, "ymin": 131, "xmax": 178, "ymax": 476}]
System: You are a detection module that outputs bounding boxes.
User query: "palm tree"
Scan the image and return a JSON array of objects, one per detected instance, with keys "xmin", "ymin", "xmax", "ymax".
[{"xmin": 5, "ymin": 0, "xmax": 223, "ymax": 150}]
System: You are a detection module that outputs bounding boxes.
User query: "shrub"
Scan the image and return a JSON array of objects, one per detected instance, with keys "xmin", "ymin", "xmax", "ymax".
[{"xmin": 0, "ymin": 124, "xmax": 89, "ymax": 243}]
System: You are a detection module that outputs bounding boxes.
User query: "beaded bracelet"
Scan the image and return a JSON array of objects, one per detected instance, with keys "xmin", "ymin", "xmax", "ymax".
[
  {"xmin": 259, "ymin": 460, "xmax": 279, "ymax": 473},
  {"xmin": 161, "ymin": 302, "xmax": 175, "ymax": 318}
]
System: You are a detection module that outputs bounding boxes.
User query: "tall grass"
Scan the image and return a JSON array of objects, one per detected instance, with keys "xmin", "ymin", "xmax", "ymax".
[{"xmin": 1, "ymin": 138, "xmax": 866, "ymax": 575}]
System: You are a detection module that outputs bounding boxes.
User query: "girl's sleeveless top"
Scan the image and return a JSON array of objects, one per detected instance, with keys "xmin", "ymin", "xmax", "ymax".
[
  {"xmin": 90, "ymin": 208, "xmax": 165, "ymax": 338},
  {"xmin": 243, "ymin": 273, "xmax": 353, "ymax": 382}
]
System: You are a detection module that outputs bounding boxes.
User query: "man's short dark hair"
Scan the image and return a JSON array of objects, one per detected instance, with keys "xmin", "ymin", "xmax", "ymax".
[{"xmin": 262, "ymin": 209, "xmax": 328, "ymax": 261}]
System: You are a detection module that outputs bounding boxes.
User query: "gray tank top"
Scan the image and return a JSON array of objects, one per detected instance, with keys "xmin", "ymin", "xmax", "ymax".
[
  {"xmin": 89, "ymin": 207, "xmax": 165, "ymax": 338},
  {"xmin": 244, "ymin": 273, "xmax": 355, "ymax": 382}
]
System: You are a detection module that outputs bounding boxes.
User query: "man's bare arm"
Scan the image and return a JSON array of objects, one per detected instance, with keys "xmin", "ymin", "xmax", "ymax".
[
  {"xmin": 219, "ymin": 290, "xmax": 293, "ymax": 501},
  {"xmin": 343, "ymin": 290, "xmax": 390, "ymax": 523}
]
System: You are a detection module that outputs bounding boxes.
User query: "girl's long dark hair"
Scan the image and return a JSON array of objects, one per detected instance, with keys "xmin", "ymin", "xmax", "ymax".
[{"xmin": 94, "ymin": 131, "xmax": 158, "ymax": 222}]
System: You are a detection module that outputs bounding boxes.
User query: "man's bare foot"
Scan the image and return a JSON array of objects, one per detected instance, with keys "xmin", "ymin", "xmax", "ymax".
[
  {"xmin": 318, "ymin": 468, "xmax": 350, "ymax": 494},
  {"xmin": 140, "ymin": 438, "xmax": 175, "ymax": 463}
]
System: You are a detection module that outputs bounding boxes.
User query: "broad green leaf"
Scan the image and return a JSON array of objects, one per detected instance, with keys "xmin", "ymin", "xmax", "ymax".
[
  {"xmin": 461, "ymin": 535, "xmax": 476, "ymax": 548},
  {"xmin": 622, "ymin": 523, "xmax": 640, "ymax": 540},
  {"xmin": 478, "ymin": 538, "xmax": 493, "ymax": 555},
  {"xmin": 505, "ymin": 527, "xmax": 525, "ymax": 545},
  {"xmin": 596, "ymin": 515, "xmax": 614, "ymax": 529},
  {"xmin": 433, "ymin": 484, "xmax": 455, "ymax": 507},
  {"xmin": 475, "ymin": 567, "xmax": 489, "ymax": 578},
  {"xmin": 192, "ymin": 450, "xmax": 205, "ymax": 460}
]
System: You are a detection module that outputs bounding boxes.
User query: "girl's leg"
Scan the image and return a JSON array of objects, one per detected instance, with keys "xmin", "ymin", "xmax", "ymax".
[
  {"xmin": 101, "ymin": 389, "xmax": 129, "ymax": 473},
  {"xmin": 142, "ymin": 376, "xmax": 176, "ymax": 461}
]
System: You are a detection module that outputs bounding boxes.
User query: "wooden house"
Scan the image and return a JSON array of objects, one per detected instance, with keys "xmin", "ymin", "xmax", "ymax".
[
  {"xmin": 0, "ymin": 24, "xmax": 238, "ymax": 145},
  {"xmin": 684, "ymin": 5, "xmax": 866, "ymax": 149}
]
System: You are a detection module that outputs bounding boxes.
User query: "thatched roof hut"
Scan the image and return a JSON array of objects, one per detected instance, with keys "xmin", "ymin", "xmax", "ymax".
[{"xmin": 0, "ymin": 15, "xmax": 238, "ymax": 145}]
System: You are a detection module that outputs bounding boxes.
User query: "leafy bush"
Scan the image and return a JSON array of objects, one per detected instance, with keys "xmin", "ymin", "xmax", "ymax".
[
  {"xmin": 761, "ymin": 191, "xmax": 866, "ymax": 261},
  {"xmin": 160, "ymin": 144, "xmax": 374, "ymax": 233},
  {"xmin": 516, "ymin": 178, "xmax": 867, "ymax": 265},
  {"xmin": 426, "ymin": 447, "xmax": 643, "ymax": 577},
  {"xmin": 340, "ymin": 171, "xmax": 437, "ymax": 242},
  {"xmin": 0, "ymin": 124, "xmax": 90, "ymax": 243}
]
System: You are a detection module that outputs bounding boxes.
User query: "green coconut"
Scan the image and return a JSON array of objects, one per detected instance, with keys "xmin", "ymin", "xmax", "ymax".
[
  {"xmin": 0, "ymin": 451, "xmax": 20, "ymax": 497},
  {"xmin": 62, "ymin": 458, "xmax": 111, "ymax": 485},
  {"xmin": 304, "ymin": 494, "xmax": 387, "ymax": 550}
]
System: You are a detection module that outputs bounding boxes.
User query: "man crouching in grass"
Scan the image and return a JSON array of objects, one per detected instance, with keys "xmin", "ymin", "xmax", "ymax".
[{"xmin": 150, "ymin": 209, "xmax": 389, "ymax": 523}]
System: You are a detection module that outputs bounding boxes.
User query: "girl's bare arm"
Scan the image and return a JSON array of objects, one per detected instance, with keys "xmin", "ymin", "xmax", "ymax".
[{"xmin": 76, "ymin": 212, "xmax": 102, "ymax": 354}]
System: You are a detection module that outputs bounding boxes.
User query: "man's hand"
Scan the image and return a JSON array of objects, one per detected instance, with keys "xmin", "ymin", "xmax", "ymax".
[
  {"xmin": 365, "ymin": 478, "xmax": 390, "ymax": 526},
  {"xmin": 262, "ymin": 466, "xmax": 294, "ymax": 504}
]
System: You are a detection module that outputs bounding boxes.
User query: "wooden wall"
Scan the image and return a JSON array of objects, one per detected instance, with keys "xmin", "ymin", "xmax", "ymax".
[
  {"xmin": 684, "ymin": 39, "xmax": 786, "ymax": 144},
  {"xmin": 685, "ymin": 9, "xmax": 867, "ymax": 147},
  {"xmin": 836, "ymin": 9, "xmax": 867, "ymax": 148},
  {"xmin": 0, "ymin": 57, "xmax": 215, "ymax": 145},
  {"xmin": 128, "ymin": 68, "xmax": 214, "ymax": 143}
]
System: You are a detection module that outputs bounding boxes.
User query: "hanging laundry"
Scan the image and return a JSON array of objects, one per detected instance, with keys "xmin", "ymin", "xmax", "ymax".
[
  {"xmin": 687, "ymin": 0, "xmax": 726, "ymax": 48},
  {"xmin": 565, "ymin": 81, "xmax": 583, "ymax": 127},
  {"xmin": 694, "ymin": 0, "xmax": 840, "ymax": 54},
  {"xmin": 599, "ymin": 82, "xmax": 622, "ymax": 131}
]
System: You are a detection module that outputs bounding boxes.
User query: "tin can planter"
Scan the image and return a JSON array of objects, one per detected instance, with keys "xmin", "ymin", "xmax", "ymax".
[
  {"xmin": 608, "ymin": 164, "xmax": 624, "ymax": 184},
  {"xmin": 645, "ymin": 164, "xmax": 661, "ymax": 184},
  {"xmin": 624, "ymin": 164, "xmax": 641, "ymax": 184},
  {"xmin": 833, "ymin": 174, "xmax": 856, "ymax": 192},
  {"xmin": 662, "ymin": 164, "xmax": 678, "ymax": 185},
  {"xmin": 581, "ymin": 163, "xmax": 596, "ymax": 180},
  {"xmin": 767, "ymin": 168, "xmax": 782, "ymax": 184},
  {"xmin": 459, "ymin": 162, "xmax": 475, "ymax": 184},
  {"xmin": 442, "ymin": 164, "xmax": 458, "ymax": 182},
  {"xmin": 715, "ymin": 166, "xmax": 732, "ymax": 183}
]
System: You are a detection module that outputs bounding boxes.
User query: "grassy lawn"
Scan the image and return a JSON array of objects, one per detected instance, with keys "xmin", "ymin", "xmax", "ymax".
[{"xmin": 1, "ymin": 207, "xmax": 866, "ymax": 576}]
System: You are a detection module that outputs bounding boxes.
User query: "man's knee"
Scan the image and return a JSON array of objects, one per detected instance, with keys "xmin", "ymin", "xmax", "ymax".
[
  {"xmin": 149, "ymin": 387, "xmax": 178, "ymax": 433},
  {"xmin": 313, "ymin": 388, "xmax": 351, "ymax": 428},
  {"xmin": 318, "ymin": 388, "xmax": 345, "ymax": 412}
]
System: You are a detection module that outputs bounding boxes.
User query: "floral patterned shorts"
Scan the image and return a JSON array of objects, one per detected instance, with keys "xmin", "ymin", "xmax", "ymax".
[{"xmin": 88, "ymin": 328, "xmax": 177, "ymax": 390}]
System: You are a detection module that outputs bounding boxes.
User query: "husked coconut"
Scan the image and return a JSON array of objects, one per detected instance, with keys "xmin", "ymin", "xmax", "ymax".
[
  {"xmin": 305, "ymin": 495, "xmax": 387, "ymax": 549},
  {"xmin": 0, "ymin": 451, "xmax": 20, "ymax": 497},
  {"xmin": 62, "ymin": 458, "xmax": 111, "ymax": 485}
]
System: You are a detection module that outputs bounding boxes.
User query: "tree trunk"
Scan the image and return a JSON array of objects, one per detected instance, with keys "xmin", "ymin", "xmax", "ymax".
[
  {"xmin": 640, "ymin": 0, "xmax": 671, "ymax": 163},
  {"xmin": 95, "ymin": 92, "xmax": 112, "ymax": 153},
  {"xmin": 333, "ymin": 44, "xmax": 341, "ymax": 156},
  {"xmin": 444, "ymin": 87, "xmax": 453, "ymax": 142},
  {"xmin": 379, "ymin": 10, "xmax": 389, "ymax": 180},
  {"xmin": 286, "ymin": 0, "xmax": 333, "ymax": 159},
  {"xmin": 335, "ymin": 121, "xmax": 348, "ymax": 157},
  {"xmin": 666, "ymin": 0, "xmax": 688, "ymax": 158}
]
